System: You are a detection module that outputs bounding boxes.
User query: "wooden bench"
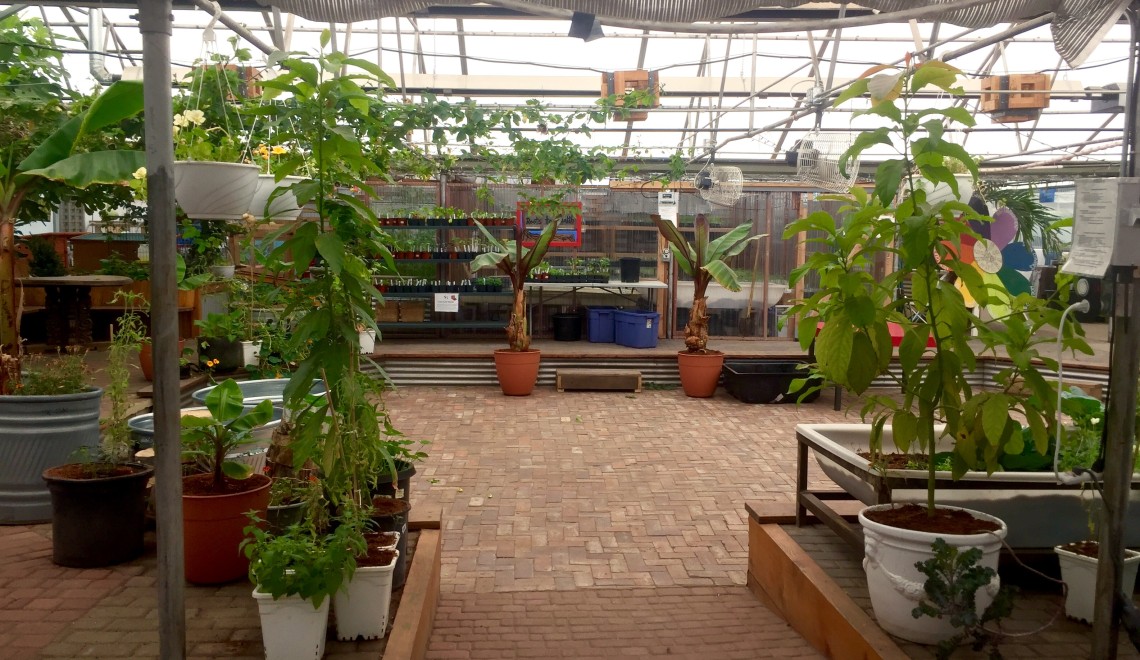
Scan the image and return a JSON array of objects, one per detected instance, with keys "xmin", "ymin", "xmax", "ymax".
[{"xmin": 556, "ymin": 368, "xmax": 642, "ymax": 393}]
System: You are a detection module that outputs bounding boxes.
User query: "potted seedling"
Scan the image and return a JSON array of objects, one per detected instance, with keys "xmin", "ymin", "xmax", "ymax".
[
  {"xmin": 41, "ymin": 305, "xmax": 154, "ymax": 567},
  {"xmin": 651, "ymin": 213, "xmax": 762, "ymax": 397}
]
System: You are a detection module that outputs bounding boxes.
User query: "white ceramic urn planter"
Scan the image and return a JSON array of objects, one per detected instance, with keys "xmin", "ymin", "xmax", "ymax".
[
  {"xmin": 252, "ymin": 588, "xmax": 330, "ymax": 660},
  {"xmin": 1054, "ymin": 544, "xmax": 1140, "ymax": 624},
  {"xmin": 248, "ymin": 175, "xmax": 306, "ymax": 221},
  {"xmin": 173, "ymin": 161, "xmax": 260, "ymax": 220},
  {"xmin": 333, "ymin": 550, "xmax": 399, "ymax": 641},
  {"xmin": 858, "ymin": 503, "xmax": 1007, "ymax": 645}
]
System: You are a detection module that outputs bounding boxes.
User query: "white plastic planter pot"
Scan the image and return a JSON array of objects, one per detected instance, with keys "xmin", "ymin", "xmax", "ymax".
[
  {"xmin": 173, "ymin": 161, "xmax": 259, "ymax": 220},
  {"xmin": 241, "ymin": 341, "xmax": 262, "ymax": 367},
  {"xmin": 333, "ymin": 550, "xmax": 399, "ymax": 641},
  {"xmin": 359, "ymin": 329, "xmax": 376, "ymax": 354},
  {"xmin": 253, "ymin": 587, "xmax": 329, "ymax": 660},
  {"xmin": 248, "ymin": 175, "xmax": 305, "ymax": 221},
  {"xmin": 1055, "ymin": 544, "xmax": 1140, "ymax": 624},
  {"xmin": 858, "ymin": 503, "xmax": 1007, "ymax": 645}
]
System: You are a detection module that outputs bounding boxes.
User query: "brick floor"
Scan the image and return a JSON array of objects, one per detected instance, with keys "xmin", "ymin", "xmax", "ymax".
[{"xmin": 3, "ymin": 385, "xmax": 845, "ymax": 658}]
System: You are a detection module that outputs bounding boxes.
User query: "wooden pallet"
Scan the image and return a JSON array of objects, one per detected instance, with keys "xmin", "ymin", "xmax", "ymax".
[{"xmin": 556, "ymin": 368, "xmax": 642, "ymax": 393}]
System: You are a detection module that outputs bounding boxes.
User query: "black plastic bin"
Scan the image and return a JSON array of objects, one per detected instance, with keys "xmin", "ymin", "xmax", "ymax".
[
  {"xmin": 722, "ymin": 361, "xmax": 821, "ymax": 404},
  {"xmin": 552, "ymin": 313, "xmax": 582, "ymax": 341},
  {"xmin": 619, "ymin": 257, "xmax": 641, "ymax": 283}
]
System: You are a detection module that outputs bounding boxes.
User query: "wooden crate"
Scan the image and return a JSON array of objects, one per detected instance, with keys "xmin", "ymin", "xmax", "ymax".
[
  {"xmin": 981, "ymin": 74, "xmax": 1051, "ymax": 113},
  {"xmin": 398, "ymin": 300, "xmax": 426, "ymax": 323},
  {"xmin": 556, "ymin": 368, "xmax": 642, "ymax": 393},
  {"xmin": 376, "ymin": 302, "xmax": 399, "ymax": 322},
  {"xmin": 600, "ymin": 70, "xmax": 660, "ymax": 121}
]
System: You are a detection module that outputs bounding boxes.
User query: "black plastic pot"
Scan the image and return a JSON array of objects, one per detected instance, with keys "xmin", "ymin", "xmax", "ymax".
[
  {"xmin": 198, "ymin": 336, "xmax": 243, "ymax": 371},
  {"xmin": 265, "ymin": 501, "xmax": 306, "ymax": 536},
  {"xmin": 372, "ymin": 460, "xmax": 417, "ymax": 505},
  {"xmin": 42, "ymin": 462, "xmax": 154, "ymax": 567},
  {"xmin": 552, "ymin": 313, "xmax": 582, "ymax": 341},
  {"xmin": 722, "ymin": 361, "xmax": 822, "ymax": 404},
  {"xmin": 370, "ymin": 497, "xmax": 410, "ymax": 588},
  {"xmin": 619, "ymin": 257, "xmax": 641, "ymax": 283}
]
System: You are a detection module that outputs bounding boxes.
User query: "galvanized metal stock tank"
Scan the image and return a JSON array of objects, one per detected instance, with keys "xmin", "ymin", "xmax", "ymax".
[{"xmin": 0, "ymin": 388, "xmax": 103, "ymax": 523}]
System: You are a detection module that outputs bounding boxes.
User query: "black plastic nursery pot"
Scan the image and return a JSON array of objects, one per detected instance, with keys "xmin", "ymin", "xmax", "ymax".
[
  {"xmin": 371, "ymin": 497, "xmax": 411, "ymax": 588},
  {"xmin": 551, "ymin": 313, "xmax": 582, "ymax": 341},
  {"xmin": 198, "ymin": 336, "xmax": 243, "ymax": 371},
  {"xmin": 42, "ymin": 462, "xmax": 155, "ymax": 568},
  {"xmin": 722, "ymin": 361, "xmax": 822, "ymax": 404},
  {"xmin": 619, "ymin": 257, "xmax": 641, "ymax": 283},
  {"xmin": 372, "ymin": 460, "xmax": 417, "ymax": 505}
]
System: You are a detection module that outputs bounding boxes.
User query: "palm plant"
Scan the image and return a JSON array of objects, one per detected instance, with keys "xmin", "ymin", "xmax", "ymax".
[{"xmin": 651, "ymin": 213, "xmax": 762, "ymax": 352}]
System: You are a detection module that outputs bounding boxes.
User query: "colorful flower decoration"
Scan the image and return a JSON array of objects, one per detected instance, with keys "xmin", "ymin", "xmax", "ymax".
[{"xmin": 950, "ymin": 206, "xmax": 1035, "ymax": 317}]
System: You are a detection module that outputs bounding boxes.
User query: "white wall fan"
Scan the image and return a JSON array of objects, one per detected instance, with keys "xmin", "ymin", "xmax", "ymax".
[{"xmin": 693, "ymin": 143, "xmax": 743, "ymax": 207}]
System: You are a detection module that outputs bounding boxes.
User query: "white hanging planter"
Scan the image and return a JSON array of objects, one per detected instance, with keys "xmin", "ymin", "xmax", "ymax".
[
  {"xmin": 241, "ymin": 340, "xmax": 262, "ymax": 367},
  {"xmin": 858, "ymin": 504, "xmax": 1006, "ymax": 645},
  {"xmin": 248, "ymin": 175, "xmax": 306, "ymax": 221},
  {"xmin": 358, "ymin": 329, "xmax": 376, "ymax": 355},
  {"xmin": 333, "ymin": 551, "xmax": 399, "ymax": 641},
  {"xmin": 1055, "ymin": 543, "xmax": 1140, "ymax": 624},
  {"xmin": 209, "ymin": 264, "xmax": 236, "ymax": 279},
  {"xmin": 252, "ymin": 587, "xmax": 330, "ymax": 660},
  {"xmin": 173, "ymin": 161, "xmax": 259, "ymax": 220}
]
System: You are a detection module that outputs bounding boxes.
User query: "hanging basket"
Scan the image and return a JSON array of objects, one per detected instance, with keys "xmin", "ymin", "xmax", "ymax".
[
  {"xmin": 173, "ymin": 161, "xmax": 259, "ymax": 220},
  {"xmin": 248, "ymin": 175, "xmax": 306, "ymax": 221}
]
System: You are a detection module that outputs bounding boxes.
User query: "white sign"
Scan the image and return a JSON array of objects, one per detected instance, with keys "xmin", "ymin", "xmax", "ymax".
[
  {"xmin": 1062, "ymin": 179, "xmax": 1121, "ymax": 278},
  {"xmin": 658, "ymin": 191, "xmax": 678, "ymax": 223},
  {"xmin": 434, "ymin": 293, "xmax": 459, "ymax": 312}
]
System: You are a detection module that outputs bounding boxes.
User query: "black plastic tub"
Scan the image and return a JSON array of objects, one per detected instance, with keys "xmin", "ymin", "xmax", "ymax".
[
  {"xmin": 722, "ymin": 361, "xmax": 821, "ymax": 404},
  {"xmin": 619, "ymin": 257, "xmax": 641, "ymax": 283},
  {"xmin": 552, "ymin": 313, "xmax": 582, "ymax": 341}
]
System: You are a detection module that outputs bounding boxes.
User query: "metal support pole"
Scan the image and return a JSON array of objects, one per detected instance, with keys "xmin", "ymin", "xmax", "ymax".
[
  {"xmin": 1093, "ymin": 269, "xmax": 1140, "ymax": 658},
  {"xmin": 137, "ymin": 2, "xmax": 185, "ymax": 658}
]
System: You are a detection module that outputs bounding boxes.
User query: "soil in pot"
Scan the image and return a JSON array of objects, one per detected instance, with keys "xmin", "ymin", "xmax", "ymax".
[
  {"xmin": 1059, "ymin": 540, "xmax": 1100, "ymax": 559},
  {"xmin": 371, "ymin": 496, "xmax": 410, "ymax": 588},
  {"xmin": 359, "ymin": 545, "xmax": 398, "ymax": 568},
  {"xmin": 863, "ymin": 503, "xmax": 1002, "ymax": 535},
  {"xmin": 365, "ymin": 531, "xmax": 399, "ymax": 549}
]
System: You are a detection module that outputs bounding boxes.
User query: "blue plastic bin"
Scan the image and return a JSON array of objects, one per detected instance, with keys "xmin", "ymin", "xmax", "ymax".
[
  {"xmin": 614, "ymin": 310, "xmax": 660, "ymax": 348},
  {"xmin": 587, "ymin": 306, "xmax": 617, "ymax": 343}
]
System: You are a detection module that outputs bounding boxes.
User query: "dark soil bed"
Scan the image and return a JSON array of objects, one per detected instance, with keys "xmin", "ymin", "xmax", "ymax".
[
  {"xmin": 182, "ymin": 473, "xmax": 268, "ymax": 496},
  {"xmin": 864, "ymin": 503, "xmax": 1002, "ymax": 535}
]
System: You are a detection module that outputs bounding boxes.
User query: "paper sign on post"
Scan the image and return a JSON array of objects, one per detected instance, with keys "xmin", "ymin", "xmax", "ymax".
[
  {"xmin": 434, "ymin": 293, "xmax": 459, "ymax": 312},
  {"xmin": 1062, "ymin": 179, "xmax": 1120, "ymax": 278}
]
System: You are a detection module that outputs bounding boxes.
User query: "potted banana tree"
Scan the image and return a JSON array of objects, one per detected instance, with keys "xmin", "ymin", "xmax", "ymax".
[
  {"xmin": 651, "ymin": 213, "xmax": 762, "ymax": 397},
  {"xmin": 471, "ymin": 216, "xmax": 562, "ymax": 396}
]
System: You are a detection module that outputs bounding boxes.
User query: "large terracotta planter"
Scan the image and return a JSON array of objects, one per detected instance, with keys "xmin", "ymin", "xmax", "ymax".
[
  {"xmin": 183, "ymin": 473, "xmax": 271, "ymax": 584},
  {"xmin": 173, "ymin": 161, "xmax": 259, "ymax": 220},
  {"xmin": 677, "ymin": 350, "xmax": 724, "ymax": 398},
  {"xmin": 0, "ymin": 388, "xmax": 103, "ymax": 523},
  {"xmin": 494, "ymin": 349, "xmax": 541, "ymax": 396}
]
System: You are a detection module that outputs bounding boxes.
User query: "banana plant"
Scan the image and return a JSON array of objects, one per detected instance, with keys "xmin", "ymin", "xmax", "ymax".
[
  {"xmin": 0, "ymin": 79, "xmax": 145, "ymax": 391},
  {"xmin": 180, "ymin": 378, "xmax": 274, "ymax": 490},
  {"xmin": 652, "ymin": 213, "xmax": 762, "ymax": 352},
  {"xmin": 471, "ymin": 217, "xmax": 561, "ymax": 352}
]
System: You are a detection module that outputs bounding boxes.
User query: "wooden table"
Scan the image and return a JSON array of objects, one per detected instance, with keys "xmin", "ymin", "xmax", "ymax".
[{"xmin": 19, "ymin": 275, "xmax": 133, "ymax": 348}]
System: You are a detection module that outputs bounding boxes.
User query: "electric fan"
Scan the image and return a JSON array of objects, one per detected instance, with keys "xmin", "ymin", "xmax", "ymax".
[
  {"xmin": 694, "ymin": 162, "xmax": 743, "ymax": 207},
  {"xmin": 794, "ymin": 129, "xmax": 859, "ymax": 192}
]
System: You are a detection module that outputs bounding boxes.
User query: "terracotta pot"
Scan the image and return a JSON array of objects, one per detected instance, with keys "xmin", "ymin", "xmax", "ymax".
[
  {"xmin": 677, "ymin": 350, "xmax": 724, "ymax": 398},
  {"xmin": 494, "ymin": 349, "xmax": 541, "ymax": 396},
  {"xmin": 139, "ymin": 339, "xmax": 188, "ymax": 382},
  {"xmin": 182, "ymin": 473, "xmax": 271, "ymax": 584}
]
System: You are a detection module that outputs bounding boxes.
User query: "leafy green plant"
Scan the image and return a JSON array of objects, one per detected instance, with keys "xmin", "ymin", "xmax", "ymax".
[
  {"xmin": 782, "ymin": 61, "xmax": 1092, "ymax": 514},
  {"xmin": 269, "ymin": 476, "xmax": 317, "ymax": 507},
  {"xmin": 0, "ymin": 17, "xmax": 145, "ymax": 386},
  {"xmin": 98, "ymin": 252, "xmax": 149, "ymax": 281},
  {"xmin": 242, "ymin": 513, "xmax": 365, "ymax": 607},
  {"xmin": 101, "ymin": 291, "xmax": 149, "ymax": 463},
  {"xmin": 180, "ymin": 378, "xmax": 274, "ymax": 489},
  {"xmin": 194, "ymin": 309, "xmax": 246, "ymax": 342},
  {"xmin": 651, "ymin": 213, "xmax": 762, "ymax": 352},
  {"xmin": 23, "ymin": 236, "xmax": 66, "ymax": 277},
  {"xmin": 471, "ymin": 216, "xmax": 562, "ymax": 351},
  {"xmin": 912, "ymin": 538, "xmax": 1014, "ymax": 660},
  {"xmin": 15, "ymin": 349, "xmax": 88, "ymax": 395}
]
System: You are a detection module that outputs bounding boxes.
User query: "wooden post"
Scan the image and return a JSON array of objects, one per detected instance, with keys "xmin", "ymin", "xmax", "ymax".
[{"xmin": 1091, "ymin": 268, "xmax": 1140, "ymax": 658}]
